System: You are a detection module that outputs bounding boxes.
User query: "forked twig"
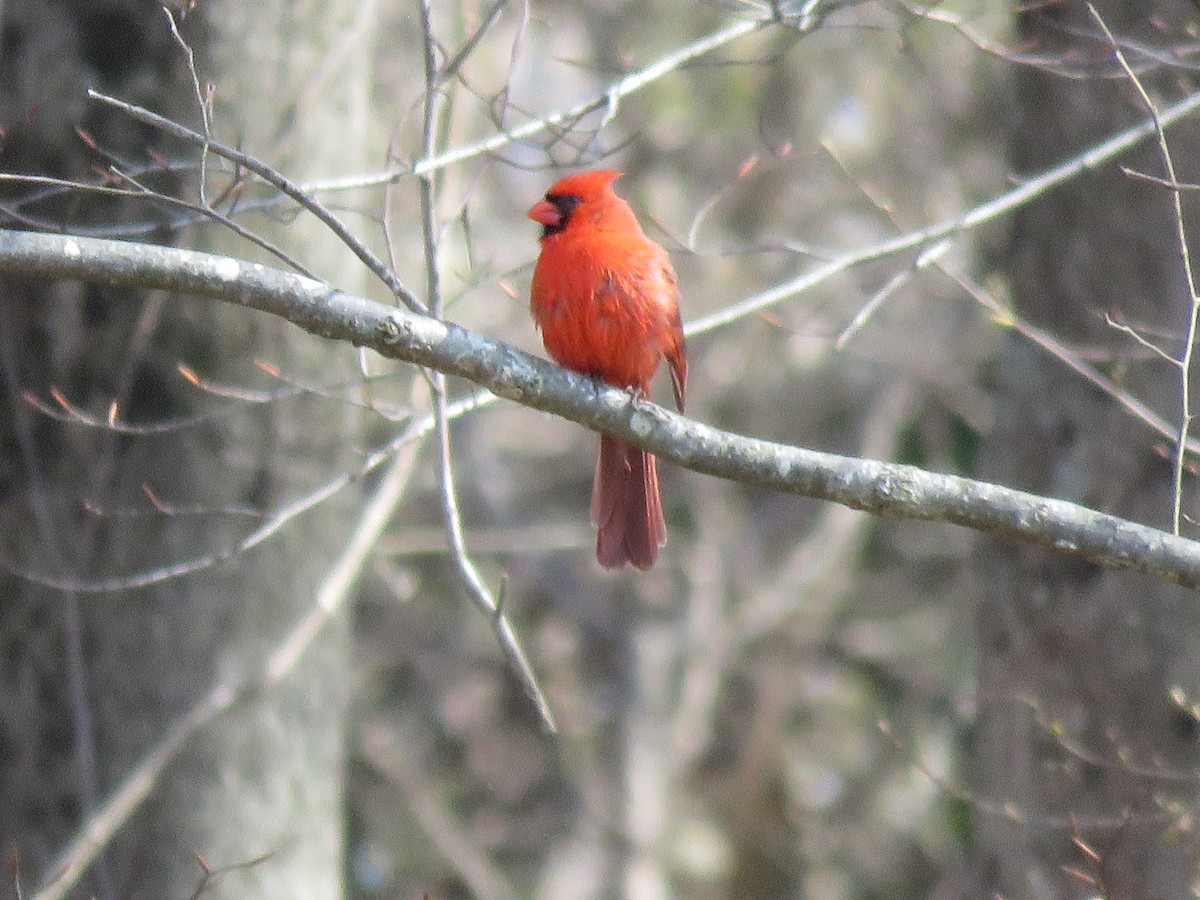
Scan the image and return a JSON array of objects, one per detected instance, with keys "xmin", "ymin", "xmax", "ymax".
[
  {"xmin": 413, "ymin": 0, "xmax": 555, "ymax": 730},
  {"xmin": 86, "ymin": 90, "xmax": 424, "ymax": 312},
  {"xmin": 1089, "ymin": 4, "xmax": 1200, "ymax": 536},
  {"xmin": 689, "ymin": 85, "xmax": 1200, "ymax": 337}
]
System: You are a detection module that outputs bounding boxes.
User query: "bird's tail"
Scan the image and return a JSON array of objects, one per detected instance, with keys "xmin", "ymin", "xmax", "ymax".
[{"xmin": 591, "ymin": 434, "xmax": 667, "ymax": 570}]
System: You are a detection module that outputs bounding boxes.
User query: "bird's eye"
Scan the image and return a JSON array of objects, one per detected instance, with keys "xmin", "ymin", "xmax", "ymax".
[{"xmin": 549, "ymin": 193, "xmax": 582, "ymax": 221}]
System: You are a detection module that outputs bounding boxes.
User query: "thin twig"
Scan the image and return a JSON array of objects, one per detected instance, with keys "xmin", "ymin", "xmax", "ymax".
[
  {"xmin": 1103, "ymin": 312, "xmax": 1179, "ymax": 365},
  {"xmin": 411, "ymin": 16, "xmax": 766, "ymax": 176},
  {"xmin": 87, "ymin": 89, "xmax": 425, "ymax": 312},
  {"xmin": 360, "ymin": 721, "xmax": 521, "ymax": 900},
  {"xmin": 1, "ymin": 168, "xmax": 313, "ymax": 276},
  {"xmin": 824, "ymin": 127, "xmax": 1196, "ymax": 454},
  {"xmin": 0, "ymin": 315, "xmax": 103, "ymax": 893},
  {"xmin": 440, "ymin": 0, "xmax": 513, "ymax": 84},
  {"xmin": 877, "ymin": 719, "xmax": 1172, "ymax": 831},
  {"xmin": 1089, "ymin": 4, "xmax": 1200, "ymax": 536},
  {"xmin": 25, "ymin": 367, "xmax": 403, "ymax": 436},
  {"xmin": 0, "ymin": 377, "xmax": 492, "ymax": 592},
  {"xmin": 668, "ymin": 381, "xmax": 913, "ymax": 783},
  {"xmin": 163, "ymin": 7, "xmax": 213, "ymax": 203},
  {"xmin": 415, "ymin": 0, "xmax": 554, "ymax": 731},
  {"xmin": 33, "ymin": 430, "xmax": 424, "ymax": 900},
  {"xmin": 950, "ymin": 271, "xmax": 1200, "ymax": 455},
  {"xmin": 689, "ymin": 84, "xmax": 1200, "ymax": 337},
  {"xmin": 106, "ymin": 167, "xmax": 316, "ymax": 277},
  {"xmin": 835, "ymin": 240, "xmax": 951, "ymax": 349}
]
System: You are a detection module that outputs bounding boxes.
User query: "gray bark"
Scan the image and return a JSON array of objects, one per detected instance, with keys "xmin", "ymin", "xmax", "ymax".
[
  {"xmin": 968, "ymin": 3, "xmax": 1200, "ymax": 897},
  {"xmin": 0, "ymin": 1, "xmax": 380, "ymax": 896}
]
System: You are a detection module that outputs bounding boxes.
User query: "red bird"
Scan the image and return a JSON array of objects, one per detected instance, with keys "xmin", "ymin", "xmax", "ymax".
[{"xmin": 527, "ymin": 170, "xmax": 687, "ymax": 570}]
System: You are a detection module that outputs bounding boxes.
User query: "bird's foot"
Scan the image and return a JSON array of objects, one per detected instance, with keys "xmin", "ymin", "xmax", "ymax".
[{"xmin": 625, "ymin": 385, "xmax": 649, "ymax": 409}]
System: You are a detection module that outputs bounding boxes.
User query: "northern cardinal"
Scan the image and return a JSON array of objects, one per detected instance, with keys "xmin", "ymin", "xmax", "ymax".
[{"xmin": 527, "ymin": 170, "xmax": 687, "ymax": 570}]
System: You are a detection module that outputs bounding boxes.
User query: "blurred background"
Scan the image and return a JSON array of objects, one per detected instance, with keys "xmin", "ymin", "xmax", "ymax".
[{"xmin": 3, "ymin": 1, "xmax": 1200, "ymax": 898}]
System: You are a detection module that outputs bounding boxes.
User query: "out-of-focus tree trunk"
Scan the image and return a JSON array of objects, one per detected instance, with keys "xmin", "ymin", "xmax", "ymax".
[
  {"xmin": 965, "ymin": 3, "xmax": 1200, "ymax": 897},
  {"xmin": 0, "ymin": 1, "xmax": 380, "ymax": 896}
]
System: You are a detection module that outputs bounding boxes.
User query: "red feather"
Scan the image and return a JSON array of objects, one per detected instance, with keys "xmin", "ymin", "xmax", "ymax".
[{"xmin": 528, "ymin": 170, "xmax": 687, "ymax": 569}]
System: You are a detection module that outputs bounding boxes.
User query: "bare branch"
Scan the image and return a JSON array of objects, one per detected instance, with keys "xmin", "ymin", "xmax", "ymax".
[
  {"xmin": 439, "ymin": 0, "xmax": 513, "ymax": 84},
  {"xmin": 86, "ymin": 89, "xmax": 424, "ymax": 312},
  {"xmin": 1089, "ymin": 4, "xmax": 1200, "ymax": 537},
  {"xmin": 690, "ymin": 84, "xmax": 1200, "ymax": 336},
  {"xmin": 3, "ymin": 227, "xmax": 1199, "ymax": 590},
  {"xmin": 411, "ymin": 16, "xmax": 766, "ymax": 176},
  {"xmin": 414, "ymin": 0, "xmax": 555, "ymax": 732},
  {"xmin": 951, "ymin": 272, "xmax": 1196, "ymax": 454},
  {"xmin": 33, "ymin": 437, "xmax": 423, "ymax": 900},
  {"xmin": 360, "ymin": 721, "xmax": 521, "ymax": 900},
  {"xmin": 877, "ymin": 718, "xmax": 1176, "ymax": 832}
]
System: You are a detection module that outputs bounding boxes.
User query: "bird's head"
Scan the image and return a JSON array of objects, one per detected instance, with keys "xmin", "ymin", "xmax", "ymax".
[{"xmin": 527, "ymin": 169, "xmax": 638, "ymax": 240}]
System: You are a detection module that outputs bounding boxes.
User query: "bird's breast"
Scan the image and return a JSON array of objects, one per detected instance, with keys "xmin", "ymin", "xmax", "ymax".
[{"xmin": 531, "ymin": 235, "xmax": 676, "ymax": 391}]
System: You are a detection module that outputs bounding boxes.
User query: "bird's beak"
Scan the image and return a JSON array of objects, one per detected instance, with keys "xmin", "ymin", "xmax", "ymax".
[{"xmin": 527, "ymin": 199, "xmax": 561, "ymax": 228}]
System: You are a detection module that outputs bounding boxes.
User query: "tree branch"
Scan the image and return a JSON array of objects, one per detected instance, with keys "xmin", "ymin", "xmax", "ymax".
[{"xmin": 3, "ymin": 226, "xmax": 1199, "ymax": 590}]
